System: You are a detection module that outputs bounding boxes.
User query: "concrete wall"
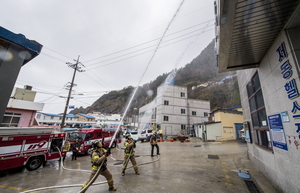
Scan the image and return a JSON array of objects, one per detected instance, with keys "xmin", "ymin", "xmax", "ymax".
[
  {"xmin": 188, "ymin": 99, "xmax": 210, "ymax": 125},
  {"xmin": 217, "ymin": 111, "xmax": 244, "ymax": 141},
  {"xmin": 237, "ymin": 29, "xmax": 300, "ymax": 192}
]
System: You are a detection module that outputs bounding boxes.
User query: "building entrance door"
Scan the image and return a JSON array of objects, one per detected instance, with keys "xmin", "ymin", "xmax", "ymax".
[{"xmin": 235, "ymin": 123, "xmax": 243, "ymax": 139}]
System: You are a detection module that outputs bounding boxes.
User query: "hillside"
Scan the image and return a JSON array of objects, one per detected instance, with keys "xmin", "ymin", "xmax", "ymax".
[{"xmin": 70, "ymin": 39, "xmax": 240, "ymax": 116}]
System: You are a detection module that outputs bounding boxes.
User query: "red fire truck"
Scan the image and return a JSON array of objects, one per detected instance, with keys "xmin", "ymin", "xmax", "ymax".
[
  {"xmin": 0, "ymin": 127, "xmax": 66, "ymax": 172},
  {"xmin": 68, "ymin": 127, "xmax": 122, "ymax": 154}
]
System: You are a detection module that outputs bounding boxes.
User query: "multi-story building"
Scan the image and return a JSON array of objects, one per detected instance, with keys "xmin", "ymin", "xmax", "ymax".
[
  {"xmin": 36, "ymin": 112, "xmax": 96, "ymax": 128},
  {"xmin": 215, "ymin": 1, "xmax": 300, "ymax": 192},
  {"xmin": 2, "ymin": 86, "xmax": 44, "ymax": 127},
  {"xmin": 88, "ymin": 112, "xmax": 122, "ymax": 127},
  {"xmin": 76, "ymin": 113, "xmax": 95, "ymax": 122},
  {"xmin": 36, "ymin": 112, "xmax": 79, "ymax": 127},
  {"xmin": 139, "ymin": 84, "xmax": 210, "ymax": 137}
]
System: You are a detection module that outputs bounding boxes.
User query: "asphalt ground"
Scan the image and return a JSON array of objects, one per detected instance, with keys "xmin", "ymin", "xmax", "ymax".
[{"xmin": 0, "ymin": 138, "xmax": 280, "ymax": 193}]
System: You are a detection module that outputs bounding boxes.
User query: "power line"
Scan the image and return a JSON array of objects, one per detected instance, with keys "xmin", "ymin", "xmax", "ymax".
[
  {"xmin": 43, "ymin": 46, "xmax": 74, "ymax": 60},
  {"xmin": 80, "ymin": 3, "xmax": 213, "ymax": 57},
  {"xmin": 40, "ymin": 52, "xmax": 67, "ymax": 63},
  {"xmin": 87, "ymin": 27, "xmax": 214, "ymax": 70},
  {"xmin": 83, "ymin": 19, "xmax": 214, "ymax": 64},
  {"xmin": 85, "ymin": 24, "xmax": 214, "ymax": 68}
]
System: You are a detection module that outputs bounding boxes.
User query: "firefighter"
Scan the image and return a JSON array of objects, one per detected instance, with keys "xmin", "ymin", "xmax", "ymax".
[
  {"xmin": 150, "ymin": 131, "xmax": 160, "ymax": 157},
  {"xmin": 80, "ymin": 140, "xmax": 117, "ymax": 192},
  {"xmin": 122, "ymin": 134, "xmax": 140, "ymax": 176},
  {"xmin": 71, "ymin": 139, "xmax": 80, "ymax": 160},
  {"xmin": 62, "ymin": 140, "xmax": 70, "ymax": 162},
  {"xmin": 158, "ymin": 128, "xmax": 163, "ymax": 142}
]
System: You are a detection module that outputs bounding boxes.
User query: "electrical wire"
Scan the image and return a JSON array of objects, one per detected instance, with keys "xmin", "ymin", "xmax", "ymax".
[
  {"xmin": 84, "ymin": 23, "xmax": 214, "ymax": 68},
  {"xmin": 43, "ymin": 46, "xmax": 74, "ymax": 61},
  {"xmin": 87, "ymin": 27, "xmax": 214, "ymax": 70},
  {"xmin": 83, "ymin": 19, "xmax": 214, "ymax": 64},
  {"xmin": 79, "ymin": 3, "xmax": 213, "ymax": 57}
]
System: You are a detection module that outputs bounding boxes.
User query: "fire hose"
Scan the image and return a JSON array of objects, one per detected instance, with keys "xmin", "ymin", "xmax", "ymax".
[
  {"xmin": 20, "ymin": 147, "xmax": 106, "ymax": 193},
  {"xmin": 21, "ymin": 144, "xmax": 160, "ymax": 192}
]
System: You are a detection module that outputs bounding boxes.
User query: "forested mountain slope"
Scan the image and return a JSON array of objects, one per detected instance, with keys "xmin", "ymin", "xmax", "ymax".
[{"xmin": 70, "ymin": 39, "xmax": 240, "ymax": 116}]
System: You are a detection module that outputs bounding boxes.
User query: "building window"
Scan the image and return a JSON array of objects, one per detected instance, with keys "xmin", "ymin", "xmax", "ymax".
[
  {"xmin": 204, "ymin": 112, "xmax": 209, "ymax": 117},
  {"xmin": 180, "ymin": 92, "xmax": 185, "ymax": 97},
  {"xmin": 192, "ymin": 111, "xmax": 196, "ymax": 116},
  {"xmin": 1, "ymin": 112, "xmax": 21, "ymax": 127},
  {"xmin": 181, "ymin": 125, "xmax": 186, "ymax": 130},
  {"xmin": 181, "ymin": 109, "xmax": 186, "ymax": 114},
  {"xmin": 50, "ymin": 116, "xmax": 54, "ymax": 120},
  {"xmin": 164, "ymin": 100, "xmax": 169, "ymax": 105},
  {"xmin": 36, "ymin": 114, "xmax": 41, "ymax": 119},
  {"xmin": 163, "ymin": 116, "xmax": 169, "ymax": 121},
  {"xmin": 247, "ymin": 72, "xmax": 272, "ymax": 149}
]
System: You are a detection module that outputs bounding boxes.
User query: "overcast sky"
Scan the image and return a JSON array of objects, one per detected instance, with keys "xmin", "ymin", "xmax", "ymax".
[{"xmin": 1, "ymin": 0, "xmax": 215, "ymax": 114}]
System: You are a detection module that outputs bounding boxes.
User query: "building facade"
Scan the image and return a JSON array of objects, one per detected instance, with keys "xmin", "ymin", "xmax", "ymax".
[
  {"xmin": 195, "ymin": 107, "xmax": 244, "ymax": 141},
  {"xmin": 36, "ymin": 112, "xmax": 96, "ymax": 128},
  {"xmin": 139, "ymin": 84, "xmax": 210, "ymax": 136},
  {"xmin": 0, "ymin": 27, "xmax": 42, "ymax": 123},
  {"xmin": 215, "ymin": 1, "xmax": 300, "ymax": 192},
  {"xmin": 88, "ymin": 112, "xmax": 123, "ymax": 127},
  {"xmin": 1, "ymin": 86, "xmax": 44, "ymax": 127}
]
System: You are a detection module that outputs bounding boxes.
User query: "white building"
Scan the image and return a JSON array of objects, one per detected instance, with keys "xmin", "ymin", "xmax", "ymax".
[
  {"xmin": 36, "ymin": 112, "xmax": 79, "ymax": 127},
  {"xmin": 88, "ymin": 112, "xmax": 122, "ymax": 127},
  {"xmin": 139, "ymin": 84, "xmax": 210, "ymax": 136},
  {"xmin": 215, "ymin": 1, "xmax": 300, "ymax": 192}
]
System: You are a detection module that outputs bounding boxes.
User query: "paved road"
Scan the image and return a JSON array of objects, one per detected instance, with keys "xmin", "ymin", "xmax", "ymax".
[{"xmin": 0, "ymin": 138, "xmax": 279, "ymax": 193}]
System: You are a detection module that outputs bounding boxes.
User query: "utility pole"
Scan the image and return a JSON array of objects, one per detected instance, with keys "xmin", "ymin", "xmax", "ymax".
[{"xmin": 60, "ymin": 55, "xmax": 84, "ymax": 131}]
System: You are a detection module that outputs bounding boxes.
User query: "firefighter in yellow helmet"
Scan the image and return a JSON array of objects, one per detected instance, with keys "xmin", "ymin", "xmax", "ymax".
[
  {"xmin": 62, "ymin": 140, "xmax": 70, "ymax": 162},
  {"xmin": 122, "ymin": 134, "xmax": 140, "ymax": 176},
  {"xmin": 80, "ymin": 140, "xmax": 117, "ymax": 192}
]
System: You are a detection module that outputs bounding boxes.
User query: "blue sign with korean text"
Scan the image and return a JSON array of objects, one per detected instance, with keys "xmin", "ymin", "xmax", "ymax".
[{"xmin": 268, "ymin": 114, "xmax": 288, "ymax": 151}]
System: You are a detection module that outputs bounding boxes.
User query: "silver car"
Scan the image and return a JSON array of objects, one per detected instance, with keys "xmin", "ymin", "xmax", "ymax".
[{"xmin": 138, "ymin": 129, "xmax": 153, "ymax": 142}]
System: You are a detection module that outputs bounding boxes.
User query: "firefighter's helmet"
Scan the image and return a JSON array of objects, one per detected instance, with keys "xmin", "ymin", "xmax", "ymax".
[
  {"xmin": 125, "ymin": 134, "xmax": 131, "ymax": 139},
  {"xmin": 92, "ymin": 140, "xmax": 102, "ymax": 149}
]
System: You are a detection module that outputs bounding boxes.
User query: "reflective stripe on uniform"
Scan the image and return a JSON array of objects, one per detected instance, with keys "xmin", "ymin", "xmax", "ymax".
[
  {"xmin": 107, "ymin": 178, "xmax": 114, "ymax": 183},
  {"xmin": 92, "ymin": 166, "xmax": 99, "ymax": 170},
  {"xmin": 133, "ymin": 164, "xmax": 138, "ymax": 168},
  {"xmin": 125, "ymin": 152, "xmax": 135, "ymax": 156}
]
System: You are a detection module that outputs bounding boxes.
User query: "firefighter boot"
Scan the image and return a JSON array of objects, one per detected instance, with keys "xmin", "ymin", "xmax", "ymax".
[
  {"xmin": 136, "ymin": 171, "xmax": 140, "ymax": 175},
  {"xmin": 122, "ymin": 171, "xmax": 125, "ymax": 176},
  {"xmin": 109, "ymin": 186, "xmax": 117, "ymax": 191}
]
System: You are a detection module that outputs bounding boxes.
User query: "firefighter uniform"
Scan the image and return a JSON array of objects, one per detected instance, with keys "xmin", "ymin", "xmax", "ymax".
[
  {"xmin": 158, "ymin": 129, "xmax": 163, "ymax": 142},
  {"xmin": 81, "ymin": 141, "xmax": 117, "ymax": 192},
  {"xmin": 62, "ymin": 140, "xmax": 70, "ymax": 161},
  {"xmin": 122, "ymin": 134, "xmax": 139, "ymax": 176}
]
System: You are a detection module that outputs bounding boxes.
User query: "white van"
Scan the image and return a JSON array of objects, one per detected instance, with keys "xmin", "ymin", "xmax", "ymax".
[
  {"xmin": 129, "ymin": 131, "xmax": 139, "ymax": 141},
  {"xmin": 138, "ymin": 129, "xmax": 153, "ymax": 142}
]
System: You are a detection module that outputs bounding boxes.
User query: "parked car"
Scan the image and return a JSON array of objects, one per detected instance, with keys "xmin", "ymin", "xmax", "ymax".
[
  {"xmin": 130, "ymin": 131, "xmax": 139, "ymax": 141},
  {"xmin": 138, "ymin": 129, "xmax": 153, "ymax": 142}
]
